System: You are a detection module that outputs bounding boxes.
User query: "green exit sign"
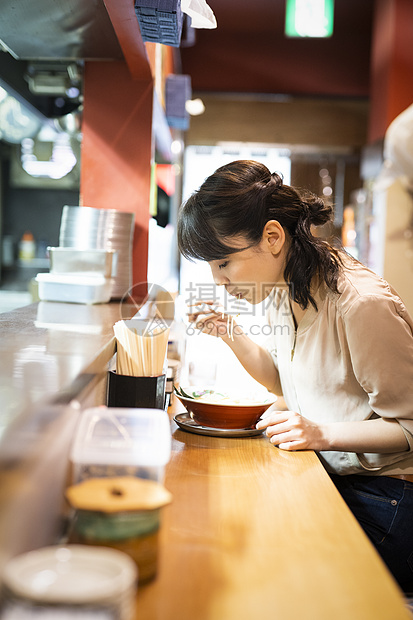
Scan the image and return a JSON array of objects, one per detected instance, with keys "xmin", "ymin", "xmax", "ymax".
[{"xmin": 285, "ymin": 0, "xmax": 334, "ymax": 38}]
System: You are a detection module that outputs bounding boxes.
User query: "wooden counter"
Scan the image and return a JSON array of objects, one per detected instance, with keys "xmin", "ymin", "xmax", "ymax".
[
  {"xmin": 135, "ymin": 400, "xmax": 410, "ymax": 620},
  {"xmin": 0, "ymin": 302, "xmax": 410, "ymax": 618}
]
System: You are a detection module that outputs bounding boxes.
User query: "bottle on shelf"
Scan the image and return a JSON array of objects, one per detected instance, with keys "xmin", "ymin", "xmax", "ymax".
[{"xmin": 18, "ymin": 231, "xmax": 36, "ymax": 261}]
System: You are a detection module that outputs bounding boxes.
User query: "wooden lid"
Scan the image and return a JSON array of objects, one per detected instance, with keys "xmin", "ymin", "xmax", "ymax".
[{"xmin": 66, "ymin": 476, "xmax": 172, "ymax": 512}]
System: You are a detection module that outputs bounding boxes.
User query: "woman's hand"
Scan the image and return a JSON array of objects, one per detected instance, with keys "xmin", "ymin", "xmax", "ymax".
[
  {"xmin": 257, "ymin": 409, "xmax": 410, "ymax": 454},
  {"xmin": 256, "ymin": 406, "xmax": 328, "ymax": 451},
  {"xmin": 187, "ymin": 300, "xmax": 240, "ymax": 341}
]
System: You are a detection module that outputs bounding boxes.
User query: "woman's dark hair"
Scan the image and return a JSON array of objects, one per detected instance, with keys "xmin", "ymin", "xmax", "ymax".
[{"xmin": 177, "ymin": 159, "xmax": 342, "ymax": 309}]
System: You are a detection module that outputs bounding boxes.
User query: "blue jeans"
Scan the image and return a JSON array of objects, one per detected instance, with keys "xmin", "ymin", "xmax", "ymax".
[{"xmin": 329, "ymin": 474, "xmax": 413, "ymax": 594}]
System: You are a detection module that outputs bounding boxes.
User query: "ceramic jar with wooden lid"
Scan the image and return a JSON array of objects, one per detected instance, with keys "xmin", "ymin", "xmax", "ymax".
[{"xmin": 66, "ymin": 476, "xmax": 172, "ymax": 583}]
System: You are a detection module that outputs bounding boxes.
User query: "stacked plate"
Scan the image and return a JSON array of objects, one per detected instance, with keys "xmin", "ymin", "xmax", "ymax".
[{"xmin": 59, "ymin": 206, "xmax": 135, "ymax": 299}]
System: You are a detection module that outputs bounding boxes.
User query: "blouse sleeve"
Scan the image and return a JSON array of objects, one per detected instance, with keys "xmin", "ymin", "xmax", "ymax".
[{"xmin": 343, "ymin": 292, "xmax": 413, "ymax": 439}]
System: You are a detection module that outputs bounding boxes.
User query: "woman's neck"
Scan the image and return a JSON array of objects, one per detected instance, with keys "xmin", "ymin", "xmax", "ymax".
[
  {"xmin": 290, "ymin": 299, "xmax": 307, "ymax": 328},
  {"xmin": 289, "ymin": 276, "xmax": 320, "ymax": 327}
]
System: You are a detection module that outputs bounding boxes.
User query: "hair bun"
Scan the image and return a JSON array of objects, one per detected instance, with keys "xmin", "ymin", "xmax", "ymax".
[
  {"xmin": 302, "ymin": 193, "xmax": 332, "ymax": 226},
  {"xmin": 270, "ymin": 171, "xmax": 283, "ymax": 187}
]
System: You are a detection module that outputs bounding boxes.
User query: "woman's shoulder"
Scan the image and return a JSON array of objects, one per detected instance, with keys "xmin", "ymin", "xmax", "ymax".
[{"xmin": 327, "ymin": 257, "xmax": 408, "ymax": 319}]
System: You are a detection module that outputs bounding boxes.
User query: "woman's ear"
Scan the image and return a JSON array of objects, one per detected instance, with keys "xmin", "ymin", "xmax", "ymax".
[{"xmin": 263, "ymin": 220, "xmax": 285, "ymax": 255}]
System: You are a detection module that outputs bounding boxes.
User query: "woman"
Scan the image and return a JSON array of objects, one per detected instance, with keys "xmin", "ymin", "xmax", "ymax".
[{"xmin": 177, "ymin": 159, "xmax": 413, "ymax": 594}]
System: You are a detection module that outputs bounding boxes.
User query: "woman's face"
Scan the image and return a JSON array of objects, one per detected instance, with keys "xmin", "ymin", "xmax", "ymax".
[{"xmin": 208, "ymin": 230, "xmax": 287, "ymax": 305}]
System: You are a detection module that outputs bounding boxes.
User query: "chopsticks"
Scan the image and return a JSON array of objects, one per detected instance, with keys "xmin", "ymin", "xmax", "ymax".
[
  {"xmin": 113, "ymin": 319, "xmax": 170, "ymax": 377},
  {"xmin": 188, "ymin": 302, "xmax": 238, "ymax": 341}
]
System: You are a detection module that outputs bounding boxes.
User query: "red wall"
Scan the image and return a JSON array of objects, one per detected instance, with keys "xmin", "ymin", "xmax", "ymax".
[
  {"xmin": 80, "ymin": 60, "xmax": 154, "ymax": 288},
  {"xmin": 368, "ymin": 0, "xmax": 413, "ymax": 142},
  {"xmin": 181, "ymin": 0, "xmax": 375, "ymax": 97}
]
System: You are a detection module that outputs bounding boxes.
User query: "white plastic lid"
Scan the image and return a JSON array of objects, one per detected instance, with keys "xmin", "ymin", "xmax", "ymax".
[
  {"xmin": 2, "ymin": 545, "xmax": 137, "ymax": 604},
  {"xmin": 47, "ymin": 247, "xmax": 115, "ymax": 255},
  {"xmin": 70, "ymin": 407, "xmax": 172, "ymax": 467},
  {"xmin": 36, "ymin": 273, "xmax": 110, "ymax": 285}
]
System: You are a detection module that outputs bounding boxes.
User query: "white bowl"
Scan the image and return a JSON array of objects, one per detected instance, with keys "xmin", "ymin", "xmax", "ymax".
[{"xmin": 2, "ymin": 545, "xmax": 137, "ymax": 608}]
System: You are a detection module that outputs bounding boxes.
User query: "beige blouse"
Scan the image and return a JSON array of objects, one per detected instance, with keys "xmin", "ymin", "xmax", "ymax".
[{"xmin": 265, "ymin": 257, "xmax": 413, "ymax": 476}]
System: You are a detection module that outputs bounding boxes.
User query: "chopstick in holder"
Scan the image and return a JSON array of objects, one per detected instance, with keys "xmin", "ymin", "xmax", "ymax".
[{"xmin": 113, "ymin": 319, "xmax": 170, "ymax": 377}]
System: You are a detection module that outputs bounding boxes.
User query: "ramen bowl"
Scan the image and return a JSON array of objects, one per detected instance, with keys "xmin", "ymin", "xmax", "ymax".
[{"xmin": 175, "ymin": 387, "xmax": 276, "ymax": 430}]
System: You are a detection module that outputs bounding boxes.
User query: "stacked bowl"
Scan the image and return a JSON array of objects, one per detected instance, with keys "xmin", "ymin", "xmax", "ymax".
[{"xmin": 59, "ymin": 206, "xmax": 135, "ymax": 299}]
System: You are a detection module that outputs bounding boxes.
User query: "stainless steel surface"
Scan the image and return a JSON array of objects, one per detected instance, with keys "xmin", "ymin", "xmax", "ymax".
[
  {"xmin": 0, "ymin": 302, "xmax": 118, "ymax": 444},
  {"xmin": 0, "ymin": 0, "xmax": 123, "ymax": 60}
]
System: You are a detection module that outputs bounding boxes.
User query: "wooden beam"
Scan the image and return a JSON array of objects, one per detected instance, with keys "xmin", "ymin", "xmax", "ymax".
[{"xmin": 102, "ymin": 0, "xmax": 152, "ymax": 81}]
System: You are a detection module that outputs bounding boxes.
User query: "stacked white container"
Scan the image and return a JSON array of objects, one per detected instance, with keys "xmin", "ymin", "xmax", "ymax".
[
  {"xmin": 59, "ymin": 206, "xmax": 135, "ymax": 299},
  {"xmin": 36, "ymin": 248, "xmax": 117, "ymax": 304}
]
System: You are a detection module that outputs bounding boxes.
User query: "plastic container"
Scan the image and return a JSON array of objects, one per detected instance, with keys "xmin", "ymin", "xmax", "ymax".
[
  {"xmin": 70, "ymin": 406, "xmax": 172, "ymax": 484},
  {"xmin": 47, "ymin": 247, "xmax": 118, "ymax": 278},
  {"xmin": 36, "ymin": 272, "xmax": 113, "ymax": 304},
  {"xmin": 1, "ymin": 545, "xmax": 137, "ymax": 619}
]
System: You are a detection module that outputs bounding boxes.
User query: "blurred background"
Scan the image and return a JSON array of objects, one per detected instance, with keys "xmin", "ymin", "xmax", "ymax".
[{"xmin": 0, "ymin": 0, "xmax": 412, "ymax": 317}]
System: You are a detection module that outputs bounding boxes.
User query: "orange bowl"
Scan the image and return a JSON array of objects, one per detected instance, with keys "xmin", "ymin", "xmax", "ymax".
[{"xmin": 175, "ymin": 387, "xmax": 276, "ymax": 429}]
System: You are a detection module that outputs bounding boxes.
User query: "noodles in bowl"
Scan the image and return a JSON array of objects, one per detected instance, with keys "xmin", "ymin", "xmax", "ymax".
[{"xmin": 174, "ymin": 387, "xmax": 277, "ymax": 429}]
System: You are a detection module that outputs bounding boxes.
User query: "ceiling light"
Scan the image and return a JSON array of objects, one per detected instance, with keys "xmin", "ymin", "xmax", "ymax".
[
  {"xmin": 171, "ymin": 139, "xmax": 183, "ymax": 155},
  {"xmin": 21, "ymin": 133, "xmax": 77, "ymax": 179},
  {"xmin": 66, "ymin": 87, "xmax": 80, "ymax": 99},
  {"xmin": 185, "ymin": 98, "xmax": 205, "ymax": 116}
]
